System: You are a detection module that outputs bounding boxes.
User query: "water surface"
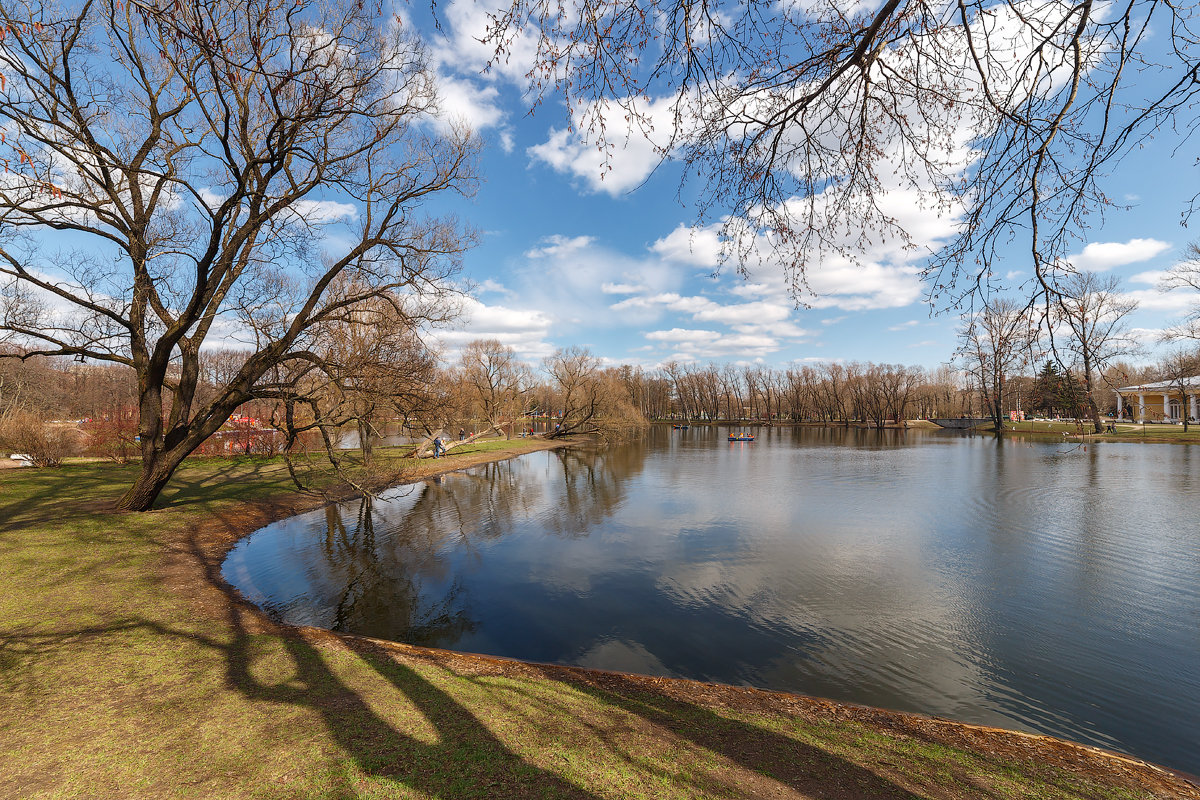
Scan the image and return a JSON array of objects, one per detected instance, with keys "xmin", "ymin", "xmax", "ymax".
[{"xmin": 223, "ymin": 426, "xmax": 1200, "ymax": 772}]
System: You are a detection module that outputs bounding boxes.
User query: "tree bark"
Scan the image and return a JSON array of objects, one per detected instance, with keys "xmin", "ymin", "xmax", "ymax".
[
  {"xmin": 1082, "ymin": 355, "xmax": 1103, "ymax": 434},
  {"xmin": 114, "ymin": 449, "xmax": 190, "ymax": 511}
]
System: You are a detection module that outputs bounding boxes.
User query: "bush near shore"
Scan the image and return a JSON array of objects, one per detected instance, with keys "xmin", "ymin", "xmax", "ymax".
[{"xmin": 2, "ymin": 441, "xmax": 1197, "ymax": 800}]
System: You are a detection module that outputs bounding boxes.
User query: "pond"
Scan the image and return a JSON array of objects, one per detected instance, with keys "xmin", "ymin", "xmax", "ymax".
[{"xmin": 223, "ymin": 426, "xmax": 1200, "ymax": 773}]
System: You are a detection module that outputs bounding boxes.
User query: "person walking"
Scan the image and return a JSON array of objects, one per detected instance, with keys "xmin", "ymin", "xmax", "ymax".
[{"xmin": 433, "ymin": 436, "xmax": 444, "ymax": 458}]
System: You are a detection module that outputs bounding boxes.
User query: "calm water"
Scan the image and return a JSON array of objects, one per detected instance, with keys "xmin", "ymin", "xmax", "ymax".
[{"xmin": 223, "ymin": 426, "xmax": 1200, "ymax": 772}]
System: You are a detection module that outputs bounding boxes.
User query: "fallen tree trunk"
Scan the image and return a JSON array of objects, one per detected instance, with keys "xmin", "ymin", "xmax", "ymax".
[{"xmin": 408, "ymin": 425, "xmax": 506, "ymax": 458}]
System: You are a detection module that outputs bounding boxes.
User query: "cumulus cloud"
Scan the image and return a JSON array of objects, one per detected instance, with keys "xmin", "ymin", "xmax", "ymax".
[
  {"xmin": 648, "ymin": 183, "xmax": 950, "ymax": 313},
  {"xmin": 434, "ymin": 297, "xmax": 556, "ymax": 361},
  {"xmin": 1128, "ymin": 269, "xmax": 1168, "ymax": 286},
  {"xmin": 1117, "ymin": 288, "xmax": 1199, "ymax": 314},
  {"xmin": 430, "ymin": 74, "xmax": 505, "ymax": 134},
  {"xmin": 527, "ymin": 95, "xmax": 681, "ymax": 196},
  {"xmin": 1068, "ymin": 238, "xmax": 1171, "ymax": 272}
]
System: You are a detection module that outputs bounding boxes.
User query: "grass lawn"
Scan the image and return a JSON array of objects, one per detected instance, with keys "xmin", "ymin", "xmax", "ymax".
[
  {"xmin": 2, "ymin": 442, "xmax": 1197, "ymax": 799},
  {"xmin": 1003, "ymin": 420, "xmax": 1200, "ymax": 443}
]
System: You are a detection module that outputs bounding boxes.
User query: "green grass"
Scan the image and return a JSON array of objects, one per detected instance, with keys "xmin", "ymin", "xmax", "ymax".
[{"xmin": 0, "ymin": 452, "xmax": 1190, "ymax": 799}]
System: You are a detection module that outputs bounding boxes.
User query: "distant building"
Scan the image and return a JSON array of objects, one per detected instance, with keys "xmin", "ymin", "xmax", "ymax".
[{"xmin": 1115, "ymin": 378, "xmax": 1200, "ymax": 422}]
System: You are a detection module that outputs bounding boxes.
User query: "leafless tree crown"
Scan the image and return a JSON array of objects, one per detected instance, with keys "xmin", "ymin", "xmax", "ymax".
[
  {"xmin": 486, "ymin": 0, "xmax": 1199, "ymax": 305},
  {"xmin": 0, "ymin": 0, "xmax": 479, "ymax": 508}
]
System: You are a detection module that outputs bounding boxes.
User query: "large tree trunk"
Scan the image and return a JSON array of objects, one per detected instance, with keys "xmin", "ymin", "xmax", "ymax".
[{"xmin": 115, "ymin": 447, "xmax": 192, "ymax": 511}]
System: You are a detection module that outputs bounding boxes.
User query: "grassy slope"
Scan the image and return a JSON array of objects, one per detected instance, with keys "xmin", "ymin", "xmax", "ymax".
[{"xmin": 1, "ymin": 446, "xmax": 1195, "ymax": 800}]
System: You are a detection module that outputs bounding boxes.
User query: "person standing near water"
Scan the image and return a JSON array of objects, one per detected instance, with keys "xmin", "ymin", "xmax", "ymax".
[{"xmin": 433, "ymin": 436, "xmax": 444, "ymax": 458}]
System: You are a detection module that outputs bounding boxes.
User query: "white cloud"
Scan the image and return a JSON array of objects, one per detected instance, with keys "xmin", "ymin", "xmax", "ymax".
[
  {"xmin": 434, "ymin": 297, "xmax": 556, "ymax": 361},
  {"xmin": 528, "ymin": 95, "xmax": 682, "ymax": 196},
  {"xmin": 646, "ymin": 328, "xmax": 722, "ymax": 344},
  {"xmin": 732, "ymin": 321, "xmax": 809, "ymax": 339},
  {"xmin": 476, "ymin": 278, "xmax": 512, "ymax": 295},
  {"xmin": 656, "ymin": 329, "xmax": 782, "ymax": 359},
  {"xmin": 1129, "ymin": 269, "xmax": 1167, "ymax": 286},
  {"xmin": 694, "ymin": 300, "xmax": 791, "ymax": 325},
  {"xmin": 1117, "ymin": 288, "xmax": 1199, "ymax": 313},
  {"xmin": 601, "ymin": 282, "xmax": 647, "ymax": 294},
  {"xmin": 648, "ymin": 185, "xmax": 948, "ymax": 313},
  {"xmin": 888, "ymin": 320, "xmax": 920, "ymax": 331},
  {"xmin": 650, "ymin": 225, "xmax": 724, "ymax": 267},
  {"xmin": 431, "ymin": 74, "xmax": 505, "ymax": 133},
  {"xmin": 1068, "ymin": 238, "xmax": 1171, "ymax": 272},
  {"xmin": 524, "ymin": 234, "xmax": 594, "ymax": 259}
]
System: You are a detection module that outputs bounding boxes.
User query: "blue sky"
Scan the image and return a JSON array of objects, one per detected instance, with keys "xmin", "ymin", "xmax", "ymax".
[{"xmin": 404, "ymin": 0, "xmax": 1200, "ymax": 373}]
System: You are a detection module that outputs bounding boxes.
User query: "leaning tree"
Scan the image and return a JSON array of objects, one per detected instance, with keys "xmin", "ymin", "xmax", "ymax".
[{"xmin": 0, "ymin": 0, "xmax": 477, "ymax": 509}]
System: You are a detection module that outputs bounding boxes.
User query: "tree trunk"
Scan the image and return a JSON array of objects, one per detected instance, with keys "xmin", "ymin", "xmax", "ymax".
[
  {"xmin": 1082, "ymin": 358, "xmax": 1103, "ymax": 434},
  {"xmin": 115, "ymin": 448, "xmax": 189, "ymax": 511},
  {"xmin": 990, "ymin": 375, "xmax": 1005, "ymax": 435}
]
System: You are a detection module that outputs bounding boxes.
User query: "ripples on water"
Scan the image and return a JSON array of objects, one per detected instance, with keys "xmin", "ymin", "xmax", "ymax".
[{"xmin": 223, "ymin": 427, "xmax": 1200, "ymax": 772}]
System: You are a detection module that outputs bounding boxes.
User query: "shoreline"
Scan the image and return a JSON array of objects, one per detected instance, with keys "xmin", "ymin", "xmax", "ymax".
[
  {"xmin": 652, "ymin": 418, "xmax": 1200, "ymax": 444},
  {"xmin": 185, "ymin": 438, "xmax": 1200, "ymax": 796}
]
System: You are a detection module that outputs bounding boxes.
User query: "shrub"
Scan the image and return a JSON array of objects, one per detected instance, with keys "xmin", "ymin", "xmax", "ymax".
[{"xmin": 0, "ymin": 412, "xmax": 78, "ymax": 467}]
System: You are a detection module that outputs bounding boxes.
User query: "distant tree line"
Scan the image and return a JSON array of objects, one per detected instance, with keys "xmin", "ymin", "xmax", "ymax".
[{"xmin": 5, "ymin": 333, "xmax": 1199, "ymax": 477}]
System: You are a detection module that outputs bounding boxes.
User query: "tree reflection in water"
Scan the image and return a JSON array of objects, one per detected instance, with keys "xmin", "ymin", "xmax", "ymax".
[
  {"xmin": 320, "ymin": 497, "xmax": 476, "ymax": 647},
  {"xmin": 305, "ymin": 444, "xmax": 639, "ymax": 645}
]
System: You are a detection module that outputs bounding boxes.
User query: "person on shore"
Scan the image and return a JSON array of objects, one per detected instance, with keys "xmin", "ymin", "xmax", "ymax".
[
  {"xmin": 459, "ymin": 428, "xmax": 466, "ymax": 441},
  {"xmin": 433, "ymin": 436, "xmax": 444, "ymax": 458}
]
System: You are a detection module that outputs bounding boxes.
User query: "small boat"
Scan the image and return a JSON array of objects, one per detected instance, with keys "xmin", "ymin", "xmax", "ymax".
[
  {"xmin": 672, "ymin": 424, "xmax": 690, "ymax": 430},
  {"xmin": 728, "ymin": 433, "xmax": 755, "ymax": 442}
]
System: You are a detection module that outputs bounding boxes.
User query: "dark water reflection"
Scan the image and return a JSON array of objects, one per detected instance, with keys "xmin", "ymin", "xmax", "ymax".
[{"xmin": 224, "ymin": 426, "xmax": 1200, "ymax": 772}]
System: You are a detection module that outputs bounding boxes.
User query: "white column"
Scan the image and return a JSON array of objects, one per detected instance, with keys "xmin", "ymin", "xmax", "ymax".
[
  {"xmin": 1165, "ymin": 393, "xmax": 1173, "ymax": 421},
  {"xmin": 1190, "ymin": 395, "xmax": 1197, "ymax": 422},
  {"xmin": 1138, "ymin": 393, "xmax": 1145, "ymax": 423},
  {"xmin": 1116, "ymin": 393, "xmax": 1123, "ymax": 417}
]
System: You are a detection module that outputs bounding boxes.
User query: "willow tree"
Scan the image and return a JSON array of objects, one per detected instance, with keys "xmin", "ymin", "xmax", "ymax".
[
  {"xmin": 0, "ymin": 0, "xmax": 477, "ymax": 509},
  {"xmin": 487, "ymin": 0, "xmax": 1200, "ymax": 307}
]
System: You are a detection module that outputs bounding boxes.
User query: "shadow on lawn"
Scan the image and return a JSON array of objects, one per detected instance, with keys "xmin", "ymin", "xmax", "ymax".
[{"xmin": 180, "ymin": 521, "xmax": 935, "ymax": 800}]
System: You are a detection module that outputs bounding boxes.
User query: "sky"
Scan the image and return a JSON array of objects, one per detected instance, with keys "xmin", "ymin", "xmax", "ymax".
[{"xmin": 398, "ymin": 0, "xmax": 1200, "ymax": 373}]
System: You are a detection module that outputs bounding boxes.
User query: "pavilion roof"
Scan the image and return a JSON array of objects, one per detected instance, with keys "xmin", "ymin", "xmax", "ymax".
[{"xmin": 1117, "ymin": 377, "xmax": 1200, "ymax": 392}]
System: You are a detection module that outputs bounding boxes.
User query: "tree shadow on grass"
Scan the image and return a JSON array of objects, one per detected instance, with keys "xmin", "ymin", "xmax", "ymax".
[
  {"xmin": 463, "ymin": 662, "xmax": 933, "ymax": 800},
  {"xmin": 187, "ymin": 530, "xmax": 606, "ymax": 800},
  {"xmin": 184, "ymin": 524, "xmax": 942, "ymax": 800}
]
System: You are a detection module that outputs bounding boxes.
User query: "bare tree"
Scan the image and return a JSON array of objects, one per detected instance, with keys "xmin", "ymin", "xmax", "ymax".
[
  {"xmin": 1159, "ymin": 243, "xmax": 1200, "ymax": 342},
  {"xmin": 544, "ymin": 346, "xmax": 644, "ymax": 438},
  {"xmin": 958, "ymin": 299, "xmax": 1037, "ymax": 433},
  {"xmin": 459, "ymin": 339, "xmax": 531, "ymax": 438},
  {"xmin": 0, "ymin": 0, "xmax": 477, "ymax": 509},
  {"xmin": 1156, "ymin": 348, "xmax": 1200, "ymax": 433},
  {"xmin": 487, "ymin": 0, "xmax": 1200, "ymax": 308},
  {"xmin": 1055, "ymin": 272, "xmax": 1140, "ymax": 432}
]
